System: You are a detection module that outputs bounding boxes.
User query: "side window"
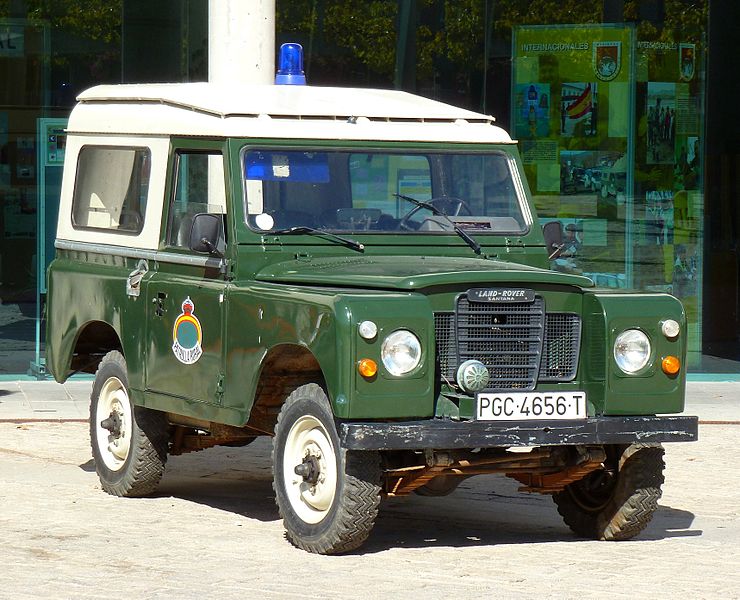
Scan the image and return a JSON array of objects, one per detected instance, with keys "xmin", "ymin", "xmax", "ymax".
[
  {"xmin": 167, "ymin": 151, "xmax": 226, "ymax": 249},
  {"xmin": 71, "ymin": 146, "xmax": 150, "ymax": 233}
]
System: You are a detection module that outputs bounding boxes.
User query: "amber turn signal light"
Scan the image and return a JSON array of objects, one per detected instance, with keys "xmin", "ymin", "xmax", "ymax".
[
  {"xmin": 662, "ymin": 355, "xmax": 680, "ymax": 375},
  {"xmin": 358, "ymin": 358, "xmax": 378, "ymax": 378}
]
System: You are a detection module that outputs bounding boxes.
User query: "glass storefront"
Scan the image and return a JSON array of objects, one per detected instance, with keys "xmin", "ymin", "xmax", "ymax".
[
  {"xmin": 0, "ymin": 0, "xmax": 737, "ymax": 376},
  {"xmin": 0, "ymin": 0, "xmax": 207, "ymax": 375}
]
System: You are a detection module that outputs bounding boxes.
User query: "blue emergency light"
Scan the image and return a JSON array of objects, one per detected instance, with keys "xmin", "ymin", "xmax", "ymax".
[{"xmin": 275, "ymin": 43, "xmax": 307, "ymax": 85}]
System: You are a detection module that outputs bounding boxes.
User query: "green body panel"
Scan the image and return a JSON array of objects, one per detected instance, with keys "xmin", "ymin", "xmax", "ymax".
[
  {"xmin": 254, "ymin": 255, "xmax": 593, "ymax": 290},
  {"xmin": 144, "ymin": 266, "xmax": 227, "ymax": 405},
  {"xmin": 593, "ymin": 292, "xmax": 686, "ymax": 414},
  {"xmin": 46, "ymin": 251, "xmax": 151, "ymax": 389},
  {"xmin": 223, "ymin": 284, "xmax": 435, "ymax": 422},
  {"xmin": 45, "ymin": 136, "xmax": 689, "ymax": 432}
]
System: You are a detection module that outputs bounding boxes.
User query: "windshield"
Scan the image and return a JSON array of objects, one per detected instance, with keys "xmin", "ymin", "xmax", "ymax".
[{"xmin": 243, "ymin": 149, "xmax": 527, "ymax": 234}]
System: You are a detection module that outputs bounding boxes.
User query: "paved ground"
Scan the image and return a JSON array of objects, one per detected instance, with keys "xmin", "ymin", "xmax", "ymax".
[{"xmin": 0, "ymin": 382, "xmax": 739, "ymax": 599}]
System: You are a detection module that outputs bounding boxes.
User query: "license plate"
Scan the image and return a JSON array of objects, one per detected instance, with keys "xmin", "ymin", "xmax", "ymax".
[{"xmin": 476, "ymin": 391, "xmax": 587, "ymax": 421}]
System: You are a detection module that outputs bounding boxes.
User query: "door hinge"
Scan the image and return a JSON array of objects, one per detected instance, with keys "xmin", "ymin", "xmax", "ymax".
[
  {"xmin": 261, "ymin": 235, "xmax": 283, "ymax": 252},
  {"xmin": 215, "ymin": 373, "xmax": 225, "ymax": 403}
]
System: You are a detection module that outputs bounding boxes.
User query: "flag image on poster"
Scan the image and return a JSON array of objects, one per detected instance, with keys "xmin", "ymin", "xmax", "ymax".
[{"xmin": 560, "ymin": 83, "xmax": 597, "ymax": 137}]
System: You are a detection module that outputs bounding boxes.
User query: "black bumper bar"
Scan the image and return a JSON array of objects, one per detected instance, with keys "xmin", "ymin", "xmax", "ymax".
[{"xmin": 339, "ymin": 415, "xmax": 698, "ymax": 451}]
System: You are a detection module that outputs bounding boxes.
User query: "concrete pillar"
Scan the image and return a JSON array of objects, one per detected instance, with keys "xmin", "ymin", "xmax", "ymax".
[{"xmin": 208, "ymin": 0, "xmax": 275, "ymax": 84}]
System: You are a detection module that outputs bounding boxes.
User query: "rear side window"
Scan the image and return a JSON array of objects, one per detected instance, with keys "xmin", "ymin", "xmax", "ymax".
[{"xmin": 72, "ymin": 146, "xmax": 150, "ymax": 233}]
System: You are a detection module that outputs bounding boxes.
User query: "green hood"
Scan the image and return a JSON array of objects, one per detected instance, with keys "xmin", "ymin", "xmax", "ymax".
[{"xmin": 255, "ymin": 255, "xmax": 594, "ymax": 290}]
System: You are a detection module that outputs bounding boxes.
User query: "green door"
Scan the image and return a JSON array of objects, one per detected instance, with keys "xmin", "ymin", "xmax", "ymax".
[{"xmin": 145, "ymin": 147, "xmax": 229, "ymax": 405}]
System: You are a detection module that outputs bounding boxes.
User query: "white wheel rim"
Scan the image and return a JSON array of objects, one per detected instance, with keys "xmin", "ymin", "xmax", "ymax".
[
  {"xmin": 95, "ymin": 376, "xmax": 133, "ymax": 472},
  {"xmin": 282, "ymin": 414, "xmax": 337, "ymax": 525}
]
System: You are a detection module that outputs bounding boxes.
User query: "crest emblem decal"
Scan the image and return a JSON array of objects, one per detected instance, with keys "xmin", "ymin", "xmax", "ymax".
[
  {"xmin": 172, "ymin": 297, "xmax": 203, "ymax": 365},
  {"xmin": 593, "ymin": 41, "xmax": 621, "ymax": 81},
  {"xmin": 679, "ymin": 43, "xmax": 695, "ymax": 81}
]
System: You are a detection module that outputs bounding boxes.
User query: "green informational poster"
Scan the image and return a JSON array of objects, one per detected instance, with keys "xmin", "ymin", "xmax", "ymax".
[
  {"xmin": 513, "ymin": 24, "xmax": 704, "ymax": 363},
  {"xmin": 512, "ymin": 24, "xmax": 634, "ymax": 284}
]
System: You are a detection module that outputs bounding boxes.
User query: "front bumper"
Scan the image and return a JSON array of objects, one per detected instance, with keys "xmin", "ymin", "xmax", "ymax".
[{"xmin": 339, "ymin": 415, "xmax": 698, "ymax": 450}]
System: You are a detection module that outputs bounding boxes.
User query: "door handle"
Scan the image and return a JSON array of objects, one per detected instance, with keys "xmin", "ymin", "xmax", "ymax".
[{"xmin": 126, "ymin": 260, "xmax": 148, "ymax": 298}]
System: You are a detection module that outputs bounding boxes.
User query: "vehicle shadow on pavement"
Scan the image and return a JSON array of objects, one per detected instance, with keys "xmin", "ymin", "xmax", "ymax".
[
  {"xmin": 79, "ymin": 458, "xmax": 96, "ymax": 472},
  {"xmin": 79, "ymin": 440, "xmax": 701, "ymax": 550},
  {"xmin": 641, "ymin": 505, "xmax": 701, "ymax": 540},
  {"xmin": 358, "ymin": 478, "xmax": 701, "ymax": 553},
  {"xmin": 361, "ymin": 504, "xmax": 700, "ymax": 553},
  {"xmin": 149, "ymin": 439, "xmax": 280, "ymax": 523}
]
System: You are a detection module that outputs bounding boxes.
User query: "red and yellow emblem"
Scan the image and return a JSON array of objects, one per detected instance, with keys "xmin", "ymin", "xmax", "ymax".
[
  {"xmin": 593, "ymin": 41, "xmax": 621, "ymax": 81},
  {"xmin": 172, "ymin": 297, "xmax": 203, "ymax": 364}
]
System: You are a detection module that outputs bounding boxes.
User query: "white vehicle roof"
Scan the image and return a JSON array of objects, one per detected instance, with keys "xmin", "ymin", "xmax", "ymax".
[{"xmin": 69, "ymin": 83, "xmax": 514, "ymax": 144}]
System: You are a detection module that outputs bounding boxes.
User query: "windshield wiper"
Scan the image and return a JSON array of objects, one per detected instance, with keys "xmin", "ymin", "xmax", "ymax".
[
  {"xmin": 394, "ymin": 193, "xmax": 481, "ymax": 255},
  {"xmin": 270, "ymin": 226, "xmax": 365, "ymax": 252}
]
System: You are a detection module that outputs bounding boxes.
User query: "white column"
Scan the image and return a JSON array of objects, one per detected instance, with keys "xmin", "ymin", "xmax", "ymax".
[
  {"xmin": 207, "ymin": 0, "xmax": 275, "ymax": 212},
  {"xmin": 208, "ymin": 0, "xmax": 275, "ymax": 84}
]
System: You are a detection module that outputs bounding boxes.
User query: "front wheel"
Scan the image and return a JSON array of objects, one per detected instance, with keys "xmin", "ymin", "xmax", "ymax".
[
  {"xmin": 553, "ymin": 444, "xmax": 665, "ymax": 540},
  {"xmin": 90, "ymin": 351, "xmax": 169, "ymax": 497},
  {"xmin": 272, "ymin": 384, "xmax": 381, "ymax": 554}
]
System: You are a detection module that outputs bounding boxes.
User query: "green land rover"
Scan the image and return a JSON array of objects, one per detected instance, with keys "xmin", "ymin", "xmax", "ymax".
[{"xmin": 46, "ymin": 81, "xmax": 698, "ymax": 554}]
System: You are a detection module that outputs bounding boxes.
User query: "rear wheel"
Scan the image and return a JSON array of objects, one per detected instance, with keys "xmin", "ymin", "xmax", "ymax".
[
  {"xmin": 90, "ymin": 351, "xmax": 168, "ymax": 497},
  {"xmin": 553, "ymin": 444, "xmax": 665, "ymax": 540},
  {"xmin": 273, "ymin": 383, "xmax": 381, "ymax": 554}
]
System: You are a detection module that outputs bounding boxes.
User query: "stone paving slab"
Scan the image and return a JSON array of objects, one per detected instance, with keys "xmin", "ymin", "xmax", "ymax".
[{"xmin": 0, "ymin": 380, "xmax": 90, "ymax": 421}]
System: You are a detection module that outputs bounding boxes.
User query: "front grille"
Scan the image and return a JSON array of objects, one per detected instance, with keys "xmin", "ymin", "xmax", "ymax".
[
  {"xmin": 434, "ymin": 295, "xmax": 581, "ymax": 391},
  {"xmin": 434, "ymin": 312, "xmax": 457, "ymax": 381},
  {"xmin": 456, "ymin": 295, "xmax": 545, "ymax": 390},
  {"xmin": 538, "ymin": 313, "xmax": 581, "ymax": 381}
]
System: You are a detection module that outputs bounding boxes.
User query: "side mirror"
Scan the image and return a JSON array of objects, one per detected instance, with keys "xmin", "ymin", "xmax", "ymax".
[
  {"xmin": 542, "ymin": 221, "xmax": 564, "ymax": 259},
  {"xmin": 189, "ymin": 213, "xmax": 224, "ymax": 257}
]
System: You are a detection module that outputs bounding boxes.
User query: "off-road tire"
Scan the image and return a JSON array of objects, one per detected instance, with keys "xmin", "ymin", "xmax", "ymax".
[
  {"xmin": 90, "ymin": 350, "xmax": 169, "ymax": 497},
  {"xmin": 272, "ymin": 383, "xmax": 381, "ymax": 554},
  {"xmin": 553, "ymin": 444, "xmax": 665, "ymax": 540}
]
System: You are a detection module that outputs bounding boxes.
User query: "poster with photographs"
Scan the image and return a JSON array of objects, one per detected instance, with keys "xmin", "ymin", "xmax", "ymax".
[
  {"xmin": 646, "ymin": 82, "xmax": 676, "ymax": 164},
  {"xmin": 674, "ymin": 135, "xmax": 700, "ymax": 190},
  {"xmin": 644, "ymin": 190, "xmax": 674, "ymax": 245},
  {"xmin": 559, "ymin": 150, "xmax": 619, "ymax": 196},
  {"xmin": 560, "ymin": 82, "xmax": 597, "ymax": 137},
  {"xmin": 514, "ymin": 83, "xmax": 551, "ymax": 139},
  {"xmin": 672, "ymin": 242, "xmax": 699, "ymax": 299}
]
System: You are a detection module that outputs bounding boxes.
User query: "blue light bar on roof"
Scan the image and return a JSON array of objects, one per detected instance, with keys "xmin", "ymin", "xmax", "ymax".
[{"xmin": 275, "ymin": 43, "xmax": 307, "ymax": 85}]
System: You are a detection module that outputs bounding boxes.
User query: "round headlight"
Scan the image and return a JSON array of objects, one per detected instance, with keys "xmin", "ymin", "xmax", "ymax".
[
  {"xmin": 381, "ymin": 330, "xmax": 421, "ymax": 376},
  {"xmin": 661, "ymin": 319, "xmax": 680, "ymax": 339},
  {"xmin": 614, "ymin": 329, "xmax": 651, "ymax": 374}
]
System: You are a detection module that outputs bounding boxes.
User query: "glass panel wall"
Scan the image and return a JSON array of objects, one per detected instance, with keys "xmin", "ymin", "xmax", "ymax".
[
  {"xmin": 0, "ymin": 1, "xmax": 736, "ymax": 374},
  {"xmin": 280, "ymin": 0, "xmax": 735, "ymax": 374},
  {"xmin": 0, "ymin": 0, "xmax": 206, "ymax": 376}
]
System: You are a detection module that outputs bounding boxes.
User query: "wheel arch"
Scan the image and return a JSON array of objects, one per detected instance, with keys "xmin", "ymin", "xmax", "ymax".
[
  {"xmin": 68, "ymin": 319, "xmax": 124, "ymax": 376},
  {"xmin": 246, "ymin": 343, "xmax": 328, "ymax": 434}
]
